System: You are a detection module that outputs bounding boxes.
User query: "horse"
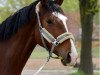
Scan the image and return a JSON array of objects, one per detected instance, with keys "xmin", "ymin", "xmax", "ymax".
[{"xmin": 0, "ymin": 0, "xmax": 78, "ymax": 75}]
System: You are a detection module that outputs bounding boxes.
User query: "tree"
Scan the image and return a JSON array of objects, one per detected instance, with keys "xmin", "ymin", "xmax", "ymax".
[
  {"xmin": 0, "ymin": 0, "xmax": 34, "ymax": 23},
  {"xmin": 0, "ymin": 0, "xmax": 79, "ymax": 23},
  {"xmin": 61, "ymin": 0, "xmax": 79, "ymax": 12},
  {"xmin": 79, "ymin": 0, "xmax": 98, "ymax": 75}
]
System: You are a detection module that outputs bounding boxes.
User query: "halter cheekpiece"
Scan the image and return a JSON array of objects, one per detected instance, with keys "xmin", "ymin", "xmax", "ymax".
[
  {"xmin": 35, "ymin": 2, "xmax": 74, "ymax": 61},
  {"xmin": 34, "ymin": 2, "xmax": 75, "ymax": 75}
]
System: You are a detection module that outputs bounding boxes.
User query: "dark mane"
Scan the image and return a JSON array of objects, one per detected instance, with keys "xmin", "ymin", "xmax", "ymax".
[
  {"xmin": 0, "ymin": 1, "xmax": 39, "ymax": 41},
  {"xmin": 0, "ymin": 0, "xmax": 62, "ymax": 41},
  {"xmin": 44, "ymin": 0, "xmax": 62, "ymax": 13}
]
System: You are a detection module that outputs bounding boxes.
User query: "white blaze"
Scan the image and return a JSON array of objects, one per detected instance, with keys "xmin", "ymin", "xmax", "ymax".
[
  {"xmin": 52, "ymin": 12, "xmax": 68, "ymax": 32},
  {"xmin": 70, "ymin": 39, "xmax": 78, "ymax": 65},
  {"xmin": 36, "ymin": 2, "xmax": 78, "ymax": 65},
  {"xmin": 52, "ymin": 12, "xmax": 78, "ymax": 65}
]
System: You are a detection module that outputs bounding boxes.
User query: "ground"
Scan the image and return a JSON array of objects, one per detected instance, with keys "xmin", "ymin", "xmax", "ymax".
[
  {"xmin": 22, "ymin": 58, "xmax": 100, "ymax": 75},
  {"xmin": 22, "ymin": 41, "xmax": 100, "ymax": 75}
]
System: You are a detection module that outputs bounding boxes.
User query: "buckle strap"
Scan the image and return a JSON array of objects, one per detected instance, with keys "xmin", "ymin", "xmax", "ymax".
[
  {"xmin": 57, "ymin": 32, "xmax": 75, "ymax": 44},
  {"xmin": 41, "ymin": 28, "xmax": 75, "ymax": 45},
  {"xmin": 40, "ymin": 28, "xmax": 55, "ymax": 43}
]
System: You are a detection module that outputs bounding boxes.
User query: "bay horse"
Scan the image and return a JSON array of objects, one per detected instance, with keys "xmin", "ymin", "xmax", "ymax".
[{"xmin": 0, "ymin": 0, "xmax": 78, "ymax": 75}]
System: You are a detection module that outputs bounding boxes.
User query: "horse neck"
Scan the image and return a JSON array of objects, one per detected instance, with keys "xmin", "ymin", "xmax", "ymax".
[{"xmin": 0, "ymin": 21, "xmax": 37, "ymax": 74}]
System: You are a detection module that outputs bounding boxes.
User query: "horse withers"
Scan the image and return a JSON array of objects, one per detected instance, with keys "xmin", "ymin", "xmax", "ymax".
[{"xmin": 0, "ymin": 0, "xmax": 78, "ymax": 75}]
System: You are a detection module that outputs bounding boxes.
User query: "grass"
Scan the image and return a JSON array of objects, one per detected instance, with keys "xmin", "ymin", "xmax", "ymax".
[
  {"xmin": 94, "ymin": 72, "xmax": 100, "ymax": 75},
  {"xmin": 29, "ymin": 42, "xmax": 99, "ymax": 74},
  {"xmin": 70, "ymin": 68, "xmax": 100, "ymax": 75},
  {"xmin": 30, "ymin": 45, "xmax": 57, "ymax": 59},
  {"xmin": 71, "ymin": 72, "xmax": 100, "ymax": 75},
  {"xmin": 76, "ymin": 40, "xmax": 100, "ymax": 58},
  {"xmin": 30, "ymin": 41, "xmax": 99, "ymax": 59},
  {"xmin": 77, "ymin": 47, "xmax": 99, "ymax": 58}
]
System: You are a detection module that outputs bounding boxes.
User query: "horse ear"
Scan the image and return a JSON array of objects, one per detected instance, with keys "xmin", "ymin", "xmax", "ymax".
[
  {"xmin": 55, "ymin": 0, "xmax": 63, "ymax": 6},
  {"xmin": 40, "ymin": 0, "xmax": 48, "ymax": 6}
]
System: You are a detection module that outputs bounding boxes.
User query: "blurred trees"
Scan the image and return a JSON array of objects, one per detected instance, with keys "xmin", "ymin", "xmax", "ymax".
[
  {"xmin": 0, "ymin": 0, "xmax": 34, "ymax": 23},
  {"xmin": 0, "ymin": 0, "xmax": 98, "ymax": 24},
  {"xmin": 0, "ymin": 0, "xmax": 99, "ymax": 75},
  {"xmin": 61, "ymin": 0, "xmax": 79, "ymax": 12},
  {"xmin": 0, "ymin": 0, "xmax": 79, "ymax": 23},
  {"xmin": 79, "ymin": 0, "xmax": 98, "ymax": 75}
]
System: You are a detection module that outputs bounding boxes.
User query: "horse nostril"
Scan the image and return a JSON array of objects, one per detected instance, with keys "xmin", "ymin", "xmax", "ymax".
[
  {"xmin": 66, "ymin": 52, "xmax": 71, "ymax": 63},
  {"xmin": 61, "ymin": 52, "xmax": 71, "ymax": 66}
]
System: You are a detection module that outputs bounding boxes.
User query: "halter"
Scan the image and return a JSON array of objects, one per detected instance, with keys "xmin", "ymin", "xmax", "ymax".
[
  {"xmin": 34, "ymin": 2, "xmax": 74, "ymax": 75},
  {"xmin": 36, "ymin": 2, "xmax": 74, "ymax": 60}
]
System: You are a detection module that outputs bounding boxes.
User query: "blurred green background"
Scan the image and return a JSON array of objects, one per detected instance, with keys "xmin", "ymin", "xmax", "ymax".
[
  {"xmin": 0, "ymin": 0, "xmax": 99, "ymax": 25},
  {"xmin": 0, "ymin": 0, "xmax": 99, "ymax": 74},
  {"xmin": 0, "ymin": 0, "xmax": 99, "ymax": 66}
]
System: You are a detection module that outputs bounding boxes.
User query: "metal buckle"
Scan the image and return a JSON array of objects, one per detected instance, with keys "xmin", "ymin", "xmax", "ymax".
[{"xmin": 52, "ymin": 39, "xmax": 59, "ymax": 46}]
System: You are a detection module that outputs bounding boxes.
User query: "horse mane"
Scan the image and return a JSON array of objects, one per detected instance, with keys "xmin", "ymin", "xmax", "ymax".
[
  {"xmin": 0, "ymin": 1, "xmax": 39, "ymax": 41},
  {"xmin": 0, "ymin": 0, "xmax": 62, "ymax": 41}
]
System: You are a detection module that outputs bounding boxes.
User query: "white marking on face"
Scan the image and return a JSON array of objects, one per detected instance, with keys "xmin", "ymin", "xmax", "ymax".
[
  {"xmin": 52, "ymin": 12, "xmax": 68, "ymax": 32},
  {"xmin": 70, "ymin": 39, "xmax": 78, "ymax": 65},
  {"xmin": 53, "ymin": 12, "xmax": 78, "ymax": 65}
]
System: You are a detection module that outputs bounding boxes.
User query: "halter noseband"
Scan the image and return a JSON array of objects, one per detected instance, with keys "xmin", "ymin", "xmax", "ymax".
[{"xmin": 35, "ymin": 2, "xmax": 74, "ymax": 61}]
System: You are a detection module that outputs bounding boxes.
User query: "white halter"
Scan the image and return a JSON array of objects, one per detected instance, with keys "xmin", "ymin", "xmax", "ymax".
[{"xmin": 34, "ymin": 2, "xmax": 75, "ymax": 75}]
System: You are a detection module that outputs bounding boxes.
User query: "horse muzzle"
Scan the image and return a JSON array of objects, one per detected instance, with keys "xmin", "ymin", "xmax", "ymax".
[{"xmin": 60, "ymin": 52, "xmax": 78, "ymax": 66}]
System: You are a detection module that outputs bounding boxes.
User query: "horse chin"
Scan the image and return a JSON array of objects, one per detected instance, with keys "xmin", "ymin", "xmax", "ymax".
[
  {"xmin": 61, "ymin": 59, "xmax": 77, "ymax": 66},
  {"xmin": 61, "ymin": 59, "xmax": 67, "ymax": 66},
  {"xmin": 61, "ymin": 53, "xmax": 71, "ymax": 66},
  {"xmin": 61, "ymin": 59, "xmax": 74, "ymax": 66}
]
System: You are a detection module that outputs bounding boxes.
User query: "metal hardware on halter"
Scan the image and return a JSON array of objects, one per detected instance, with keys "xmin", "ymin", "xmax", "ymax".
[
  {"xmin": 34, "ymin": 2, "xmax": 75, "ymax": 75},
  {"xmin": 53, "ymin": 39, "xmax": 59, "ymax": 46},
  {"xmin": 35, "ymin": 2, "xmax": 75, "ymax": 59},
  {"xmin": 40, "ymin": 28, "xmax": 75, "ymax": 45}
]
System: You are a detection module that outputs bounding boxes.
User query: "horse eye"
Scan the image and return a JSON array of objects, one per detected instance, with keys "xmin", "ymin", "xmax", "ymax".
[{"xmin": 46, "ymin": 19, "xmax": 53, "ymax": 24}]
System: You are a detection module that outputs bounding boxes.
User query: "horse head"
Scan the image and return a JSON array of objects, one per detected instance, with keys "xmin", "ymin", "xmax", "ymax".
[{"xmin": 35, "ymin": 0, "xmax": 78, "ymax": 66}]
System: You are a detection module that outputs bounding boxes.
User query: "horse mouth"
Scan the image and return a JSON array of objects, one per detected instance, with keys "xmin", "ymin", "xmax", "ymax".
[{"xmin": 61, "ymin": 52, "xmax": 71, "ymax": 66}]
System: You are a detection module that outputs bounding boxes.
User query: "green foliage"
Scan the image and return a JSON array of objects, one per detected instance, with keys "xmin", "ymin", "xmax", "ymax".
[
  {"xmin": 71, "ymin": 71, "xmax": 85, "ymax": 75},
  {"xmin": 0, "ymin": 9, "xmax": 12, "ymax": 23},
  {"xmin": 70, "ymin": 71, "xmax": 100, "ymax": 75},
  {"xmin": 80, "ymin": 0, "xmax": 99, "ymax": 16},
  {"xmin": 32, "ymin": 47, "xmax": 99, "ymax": 58},
  {"xmin": 0, "ymin": 0, "xmax": 98, "ymax": 25},
  {"xmin": 61, "ymin": 0, "xmax": 79, "ymax": 12},
  {"xmin": 71, "ymin": 71, "xmax": 100, "ymax": 75},
  {"xmin": 0, "ymin": 0, "xmax": 35, "ymax": 23},
  {"xmin": 0, "ymin": 0, "xmax": 79, "ymax": 23},
  {"xmin": 94, "ymin": 12, "xmax": 99, "ymax": 25}
]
